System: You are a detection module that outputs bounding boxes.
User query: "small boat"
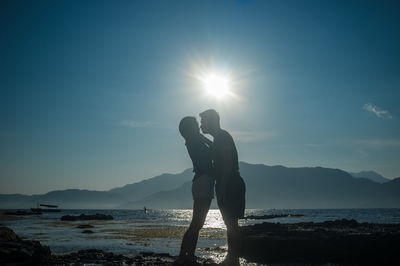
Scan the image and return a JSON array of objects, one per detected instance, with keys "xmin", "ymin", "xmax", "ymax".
[{"xmin": 31, "ymin": 204, "xmax": 61, "ymax": 213}]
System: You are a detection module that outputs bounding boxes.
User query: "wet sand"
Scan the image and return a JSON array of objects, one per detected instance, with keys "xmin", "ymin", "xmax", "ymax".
[
  {"xmin": 99, "ymin": 226, "xmax": 225, "ymax": 239},
  {"xmin": 32, "ymin": 219, "xmax": 225, "ymax": 246}
]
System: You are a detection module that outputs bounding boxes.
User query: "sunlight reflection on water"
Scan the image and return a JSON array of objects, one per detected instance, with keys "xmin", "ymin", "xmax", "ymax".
[{"xmin": 204, "ymin": 209, "xmax": 226, "ymax": 229}]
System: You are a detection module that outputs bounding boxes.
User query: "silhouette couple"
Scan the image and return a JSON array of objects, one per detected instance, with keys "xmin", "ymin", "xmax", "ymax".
[{"xmin": 176, "ymin": 109, "xmax": 246, "ymax": 266}]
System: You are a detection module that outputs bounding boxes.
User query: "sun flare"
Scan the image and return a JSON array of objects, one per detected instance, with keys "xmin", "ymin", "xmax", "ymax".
[{"xmin": 202, "ymin": 73, "xmax": 231, "ymax": 99}]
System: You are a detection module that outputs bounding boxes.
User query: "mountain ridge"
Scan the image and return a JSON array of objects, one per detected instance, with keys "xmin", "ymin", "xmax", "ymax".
[
  {"xmin": 1, "ymin": 162, "xmax": 399, "ymax": 209},
  {"xmin": 349, "ymin": 170, "xmax": 390, "ymax": 183}
]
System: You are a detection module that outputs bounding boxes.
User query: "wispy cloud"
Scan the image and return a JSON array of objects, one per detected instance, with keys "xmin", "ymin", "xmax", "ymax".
[
  {"xmin": 231, "ymin": 130, "xmax": 276, "ymax": 143},
  {"xmin": 120, "ymin": 120, "xmax": 155, "ymax": 128},
  {"xmin": 363, "ymin": 103, "xmax": 392, "ymax": 119},
  {"xmin": 306, "ymin": 143, "xmax": 320, "ymax": 148}
]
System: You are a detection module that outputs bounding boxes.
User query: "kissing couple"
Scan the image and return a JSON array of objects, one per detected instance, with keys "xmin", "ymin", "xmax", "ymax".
[{"xmin": 175, "ymin": 109, "xmax": 246, "ymax": 266}]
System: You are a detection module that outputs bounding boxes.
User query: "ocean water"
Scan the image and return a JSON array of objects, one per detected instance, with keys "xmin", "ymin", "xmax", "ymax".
[{"xmin": 3, "ymin": 208, "xmax": 400, "ymax": 263}]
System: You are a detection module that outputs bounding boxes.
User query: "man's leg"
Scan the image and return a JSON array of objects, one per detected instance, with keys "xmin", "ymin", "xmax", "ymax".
[
  {"xmin": 177, "ymin": 198, "xmax": 212, "ymax": 262},
  {"xmin": 222, "ymin": 214, "xmax": 240, "ymax": 266}
]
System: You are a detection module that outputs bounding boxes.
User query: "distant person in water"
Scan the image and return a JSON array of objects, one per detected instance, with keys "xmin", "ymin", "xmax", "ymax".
[
  {"xmin": 175, "ymin": 116, "xmax": 215, "ymax": 265},
  {"xmin": 199, "ymin": 109, "xmax": 246, "ymax": 266}
]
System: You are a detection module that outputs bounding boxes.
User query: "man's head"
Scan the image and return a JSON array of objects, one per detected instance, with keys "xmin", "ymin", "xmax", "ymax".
[
  {"xmin": 179, "ymin": 116, "xmax": 199, "ymax": 140},
  {"xmin": 199, "ymin": 109, "xmax": 220, "ymax": 135}
]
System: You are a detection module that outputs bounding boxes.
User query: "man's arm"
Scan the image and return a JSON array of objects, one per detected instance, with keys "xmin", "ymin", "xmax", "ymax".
[{"xmin": 219, "ymin": 142, "xmax": 233, "ymax": 200}]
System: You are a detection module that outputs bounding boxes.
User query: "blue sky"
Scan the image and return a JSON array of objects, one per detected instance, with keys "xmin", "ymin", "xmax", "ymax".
[{"xmin": 1, "ymin": 0, "xmax": 399, "ymax": 194}]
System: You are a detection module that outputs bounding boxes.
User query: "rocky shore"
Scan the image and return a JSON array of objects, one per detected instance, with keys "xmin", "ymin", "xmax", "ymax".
[
  {"xmin": 45, "ymin": 249, "xmax": 218, "ymax": 265},
  {"xmin": 0, "ymin": 226, "xmax": 217, "ymax": 265},
  {"xmin": 0, "ymin": 226, "xmax": 51, "ymax": 265},
  {"xmin": 240, "ymin": 218, "xmax": 400, "ymax": 265},
  {"xmin": 2, "ymin": 218, "xmax": 400, "ymax": 265}
]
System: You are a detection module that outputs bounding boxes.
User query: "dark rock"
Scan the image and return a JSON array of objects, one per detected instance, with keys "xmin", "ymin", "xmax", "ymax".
[
  {"xmin": 201, "ymin": 246, "xmax": 226, "ymax": 253},
  {"xmin": 0, "ymin": 226, "xmax": 20, "ymax": 241},
  {"xmin": 76, "ymin": 224, "xmax": 95, "ymax": 229},
  {"xmin": 142, "ymin": 251, "xmax": 155, "ymax": 257},
  {"xmin": 4, "ymin": 210, "xmax": 42, "ymax": 216},
  {"xmin": 45, "ymin": 249, "xmax": 205, "ymax": 265},
  {"xmin": 243, "ymin": 213, "xmax": 305, "ymax": 220},
  {"xmin": 81, "ymin": 230, "xmax": 94, "ymax": 234},
  {"xmin": 61, "ymin": 213, "xmax": 113, "ymax": 221},
  {"xmin": 158, "ymin": 252, "xmax": 172, "ymax": 257},
  {"xmin": 77, "ymin": 249, "xmax": 110, "ymax": 259},
  {"xmin": 321, "ymin": 218, "xmax": 360, "ymax": 227},
  {"xmin": 202, "ymin": 258, "xmax": 218, "ymax": 265},
  {"xmin": 0, "ymin": 227, "xmax": 51, "ymax": 265},
  {"xmin": 240, "ymin": 218, "xmax": 400, "ymax": 265}
]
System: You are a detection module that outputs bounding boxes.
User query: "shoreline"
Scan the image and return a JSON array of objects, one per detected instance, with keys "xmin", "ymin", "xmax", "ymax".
[
  {"xmin": 0, "ymin": 226, "xmax": 220, "ymax": 265},
  {"xmin": 2, "ymin": 209, "xmax": 400, "ymax": 265},
  {"xmin": 2, "ymin": 218, "xmax": 400, "ymax": 265},
  {"xmin": 0, "ymin": 210, "xmax": 27, "ymax": 224}
]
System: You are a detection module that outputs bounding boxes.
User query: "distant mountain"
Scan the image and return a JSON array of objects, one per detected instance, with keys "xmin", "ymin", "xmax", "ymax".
[
  {"xmin": 379, "ymin": 177, "xmax": 400, "ymax": 197},
  {"xmin": 0, "ymin": 190, "xmax": 126, "ymax": 209},
  {"xmin": 0, "ymin": 194, "xmax": 33, "ymax": 209},
  {"xmin": 0, "ymin": 169, "xmax": 195, "ymax": 209},
  {"xmin": 119, "ymin": 181, "xmax": 193, "ymax": 209},
  {"xmin": 119, "ymin": 181, "xmax": 219, "ymax": 209},
  {"xmin": 350, "ymin": 171, "xmax": 390, "ymax": 183},
  {"xmin": 32, "ymin": 189, "xmax": 126, "ymax": 209},
  {"xmin": 239, "ymin": 163, "xmax": 386, "ymax": 208},
  {"xmin": 109, "ymin": 168, "xmax": 193, "ymax": 202},
  {"xmin": 132, "ymin": 162, "xmax": 400, "ymax": 209},
  {"xmin": 1, "ymin": 163, "xmax": 399, "ymax": 209}
]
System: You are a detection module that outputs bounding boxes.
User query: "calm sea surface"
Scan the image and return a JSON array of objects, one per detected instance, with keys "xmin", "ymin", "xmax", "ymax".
[{"xmin": 3, "ymin": 208, "xmax": 400, "ymax": 262}]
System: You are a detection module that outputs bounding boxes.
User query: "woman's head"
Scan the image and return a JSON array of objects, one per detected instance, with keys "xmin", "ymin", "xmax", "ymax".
[{"xmin": 179, "ymin": 116, "xmax": 199, "ymax": 140}]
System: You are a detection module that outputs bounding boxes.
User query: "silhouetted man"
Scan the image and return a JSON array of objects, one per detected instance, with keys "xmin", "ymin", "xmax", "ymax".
[{"xmin": 199, "ymin": 109, "xmax": 245, "ymax": 266}]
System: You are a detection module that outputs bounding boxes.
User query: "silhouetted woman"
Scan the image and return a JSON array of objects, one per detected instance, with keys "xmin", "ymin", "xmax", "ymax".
[{"xmin": 175, "ymin": 116, "xmax": 215, "ymax": 265}]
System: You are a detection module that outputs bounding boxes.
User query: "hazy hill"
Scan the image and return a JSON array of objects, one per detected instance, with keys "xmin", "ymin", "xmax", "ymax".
[
  {"xmin": 119, "ymin": 181, "xmax": 220, "ymax": 209},
  {"xmin": 120, "ymin": 181, "xmax": 193, "ymax": 209},
  {"xmin": 31, "ymin": 189, "xmax": 126, "ymax": 209},
  {"xmin": 378, "ymin": 177, "xmax": 400, "ymax": 200},
  {"xmin": 239, "ymin": 163, "xmax": 383, "ymax": 208},
  {"xmin": 0, "ymin": 190, "xmax": 125, "ymax": 209},
  {"xmin": 1, "ymin": 163, "xmax": 399, "ymax": 209},
  {"xmin": 350, "ymin": 171, "xmax": 390, "ymax": 183},
  {"xmin": 0, "ymin": 194, "xmax": 33, "ymax": 209},
  {"xmin": 127, "ymin": 162, "xmax": 398, "ymax": 209},
  {"xmin": 109, "ymin": 168, "xmax": 193, "ymax": 201}
]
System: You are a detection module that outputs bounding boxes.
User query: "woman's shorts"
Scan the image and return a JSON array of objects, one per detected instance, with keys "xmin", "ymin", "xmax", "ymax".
[{"xmin": 192, "ymin": 175, "xmax": 215, "ymax": 200}]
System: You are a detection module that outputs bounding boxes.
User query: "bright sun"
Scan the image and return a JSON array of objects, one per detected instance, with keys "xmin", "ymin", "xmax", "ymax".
[{"xmin": 202, "ymin": 73, "xmax": 231, "ymax": 99}]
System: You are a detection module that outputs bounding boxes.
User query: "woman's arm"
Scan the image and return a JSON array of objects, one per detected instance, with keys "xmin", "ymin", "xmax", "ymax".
[{"xmin": 200, "ymin": 134, "xmax": 213, "ymax": 147}]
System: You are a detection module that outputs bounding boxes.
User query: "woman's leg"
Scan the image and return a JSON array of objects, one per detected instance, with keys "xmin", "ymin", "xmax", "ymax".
[{"xmin": 177, "ymin": 198, "xmax": 212, "ymax": 261}]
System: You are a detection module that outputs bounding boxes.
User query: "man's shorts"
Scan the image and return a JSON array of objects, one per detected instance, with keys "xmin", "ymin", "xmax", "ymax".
[
  {"xmin": 216, "ymin": 175, "xmax": 246, "ymax": 219},
  {"xmin": 192, "ymin": 175, "xmax": 215, "ymax": 200}
]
